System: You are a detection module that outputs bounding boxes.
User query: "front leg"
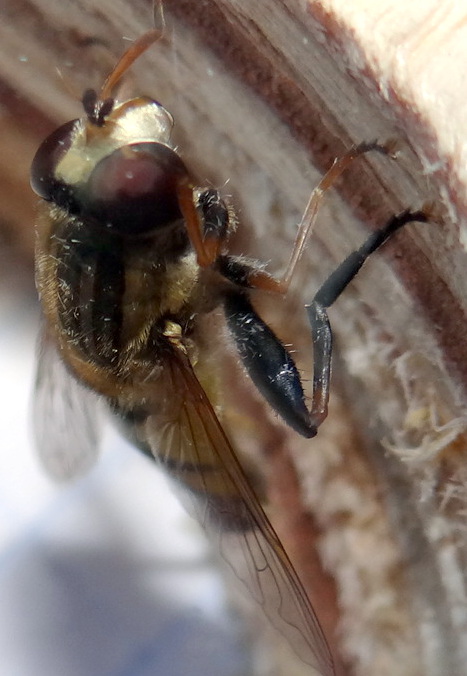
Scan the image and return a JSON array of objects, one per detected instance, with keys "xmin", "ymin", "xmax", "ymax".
[
  {"xmin": 177, "ymin": 148, "xmax": 429, "ymax": 438},
  {"xmin": 224, "ymin": 291, "xmax": 317, "ymax": 438},
  {"xmin": 222, "ymin": 209, "xmax": 428, "ymax": 437},
  {"xmin": 306, "ymin": 209, "xmax": 428, "ymax": 426},
  {"xmin": 177, "ymin": 181, "xmax": 232, "ymax": 266}
]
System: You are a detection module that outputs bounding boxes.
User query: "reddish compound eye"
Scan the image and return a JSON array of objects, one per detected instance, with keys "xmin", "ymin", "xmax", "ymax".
[
  {"xmin": 31, "ymin": 131, "xmax": 190, "ymax": 237},
  {"xmin": 84, "ymin": 143, "xmax": 189, "ymax": 235}
]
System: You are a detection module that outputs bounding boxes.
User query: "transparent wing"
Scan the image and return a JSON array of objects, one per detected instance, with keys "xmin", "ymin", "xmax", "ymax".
[
  {"xmin": 141, "ymin": 348, "xmax": 335, "ymax": 676},
  {"xmin": 33, "ymin": 328, "xmax": 102, "ymax": 480}
]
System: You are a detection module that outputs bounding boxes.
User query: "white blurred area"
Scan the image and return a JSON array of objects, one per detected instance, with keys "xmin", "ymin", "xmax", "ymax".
[{"xmin": 0, "ymin": 247, "xmax": 251, "ymax": 676}]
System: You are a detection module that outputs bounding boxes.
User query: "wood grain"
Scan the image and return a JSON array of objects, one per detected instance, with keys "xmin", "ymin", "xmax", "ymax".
[{"xmin": 1, "ymin": 1, "xmax": 467, "ymax": 675}]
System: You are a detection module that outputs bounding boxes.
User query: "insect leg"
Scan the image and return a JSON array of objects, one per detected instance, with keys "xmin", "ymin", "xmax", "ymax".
[
  {"xmin": 197, "ymin": 188, "xmax": 231, "ymax": 241},
  {"xmin": 98, "ymin": 3, "xmax": 166, "ymax": 103},
  {"xmin": 177, "ymin": 181, "xmax": 231, "ymax": 267},
  {"xmin": 216, "ymin": 141, "xmax": 398, "ymax": 295},
  {"xmin": 182, "ymin": 143, "xmax": 393, "ymax": 285},
  {"xmin": 222, "ymin": 209, "xmax": 428, "ymax": 436},
  {"xmin": 306, "ymin": 209, "xmax": 428, "ymax": 427},
  {"xmin": 224, "ymin": 291, "xmax": 316, "ymax": 437},
  {"xmin": 279, "ymin": 140, "xmax": 398, "ymax": 291}
]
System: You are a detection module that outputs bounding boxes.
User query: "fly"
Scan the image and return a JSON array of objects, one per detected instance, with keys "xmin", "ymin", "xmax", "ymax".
[{"xmin": 30, "ymin": 21, "xmax": 429, "ymax": 676}]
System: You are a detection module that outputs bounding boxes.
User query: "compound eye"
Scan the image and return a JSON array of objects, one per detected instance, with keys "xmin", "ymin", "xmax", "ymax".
[
  {"xmin": 30, "ymin": 120, "xmax": 78, "ymax": 202},
  {"xmin": 84, "ymin": 143, "xmax": 189, "ymax": 236}
]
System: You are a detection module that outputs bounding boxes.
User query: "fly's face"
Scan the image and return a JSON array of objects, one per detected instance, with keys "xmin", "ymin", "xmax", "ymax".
[{"xmin": 31, "ymin": 96, "xmax": 188, "ymax": 237}]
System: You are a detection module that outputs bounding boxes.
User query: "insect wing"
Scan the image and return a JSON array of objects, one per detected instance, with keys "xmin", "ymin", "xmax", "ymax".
[
  {"xmin": 33, "ymin": 329, "xmax": 102, "ymax": 480},
  {"xmin": 142, "ymin": 350, "xmax": 335, "ymax": 676}
]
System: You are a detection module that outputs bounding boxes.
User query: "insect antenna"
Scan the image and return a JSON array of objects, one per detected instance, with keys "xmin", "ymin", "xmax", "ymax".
[
  {"xmin": 99, "ymin": 26, "xmax": 165, "ymax": 102},
  {"xmin": 82, "ymin": 88, "xmax": 114, "ymax": 126},
  {"xmin": 85, "ymin": 3, "xmax": 166, "ymax": 126}
]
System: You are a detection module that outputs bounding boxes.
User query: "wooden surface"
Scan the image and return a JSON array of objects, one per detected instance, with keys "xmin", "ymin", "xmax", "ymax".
[{"xmin": 1, "ymin": 1, "xmax": 467, "ymax": 675}]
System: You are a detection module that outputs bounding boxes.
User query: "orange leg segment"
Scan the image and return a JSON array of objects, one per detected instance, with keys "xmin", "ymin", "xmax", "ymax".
[{"xmin": 177, "ymin": 180, "xmax": 228, "ymax": 268}]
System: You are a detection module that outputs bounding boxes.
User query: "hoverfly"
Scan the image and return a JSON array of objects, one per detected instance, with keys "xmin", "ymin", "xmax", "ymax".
[{"xmin": 30, "ymin": 20, "xmax": 428, "ymax": 676}]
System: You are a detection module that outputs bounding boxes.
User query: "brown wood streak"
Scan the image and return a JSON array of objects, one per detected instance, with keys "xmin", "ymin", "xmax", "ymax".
[
  {"xmin": 266, "ymin": 435, "xmax": 346, "ymax": 675},
  {"xmin": 164, "ymin": 0, "xmax": 467, "ymax": 398},
  {"xmin": 0, "ymin": 85, "xmax": 44, "ymax": 257},
  {"xmin": 165, "ymin": 0, "xmax": 341, "ymax": 160}
]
